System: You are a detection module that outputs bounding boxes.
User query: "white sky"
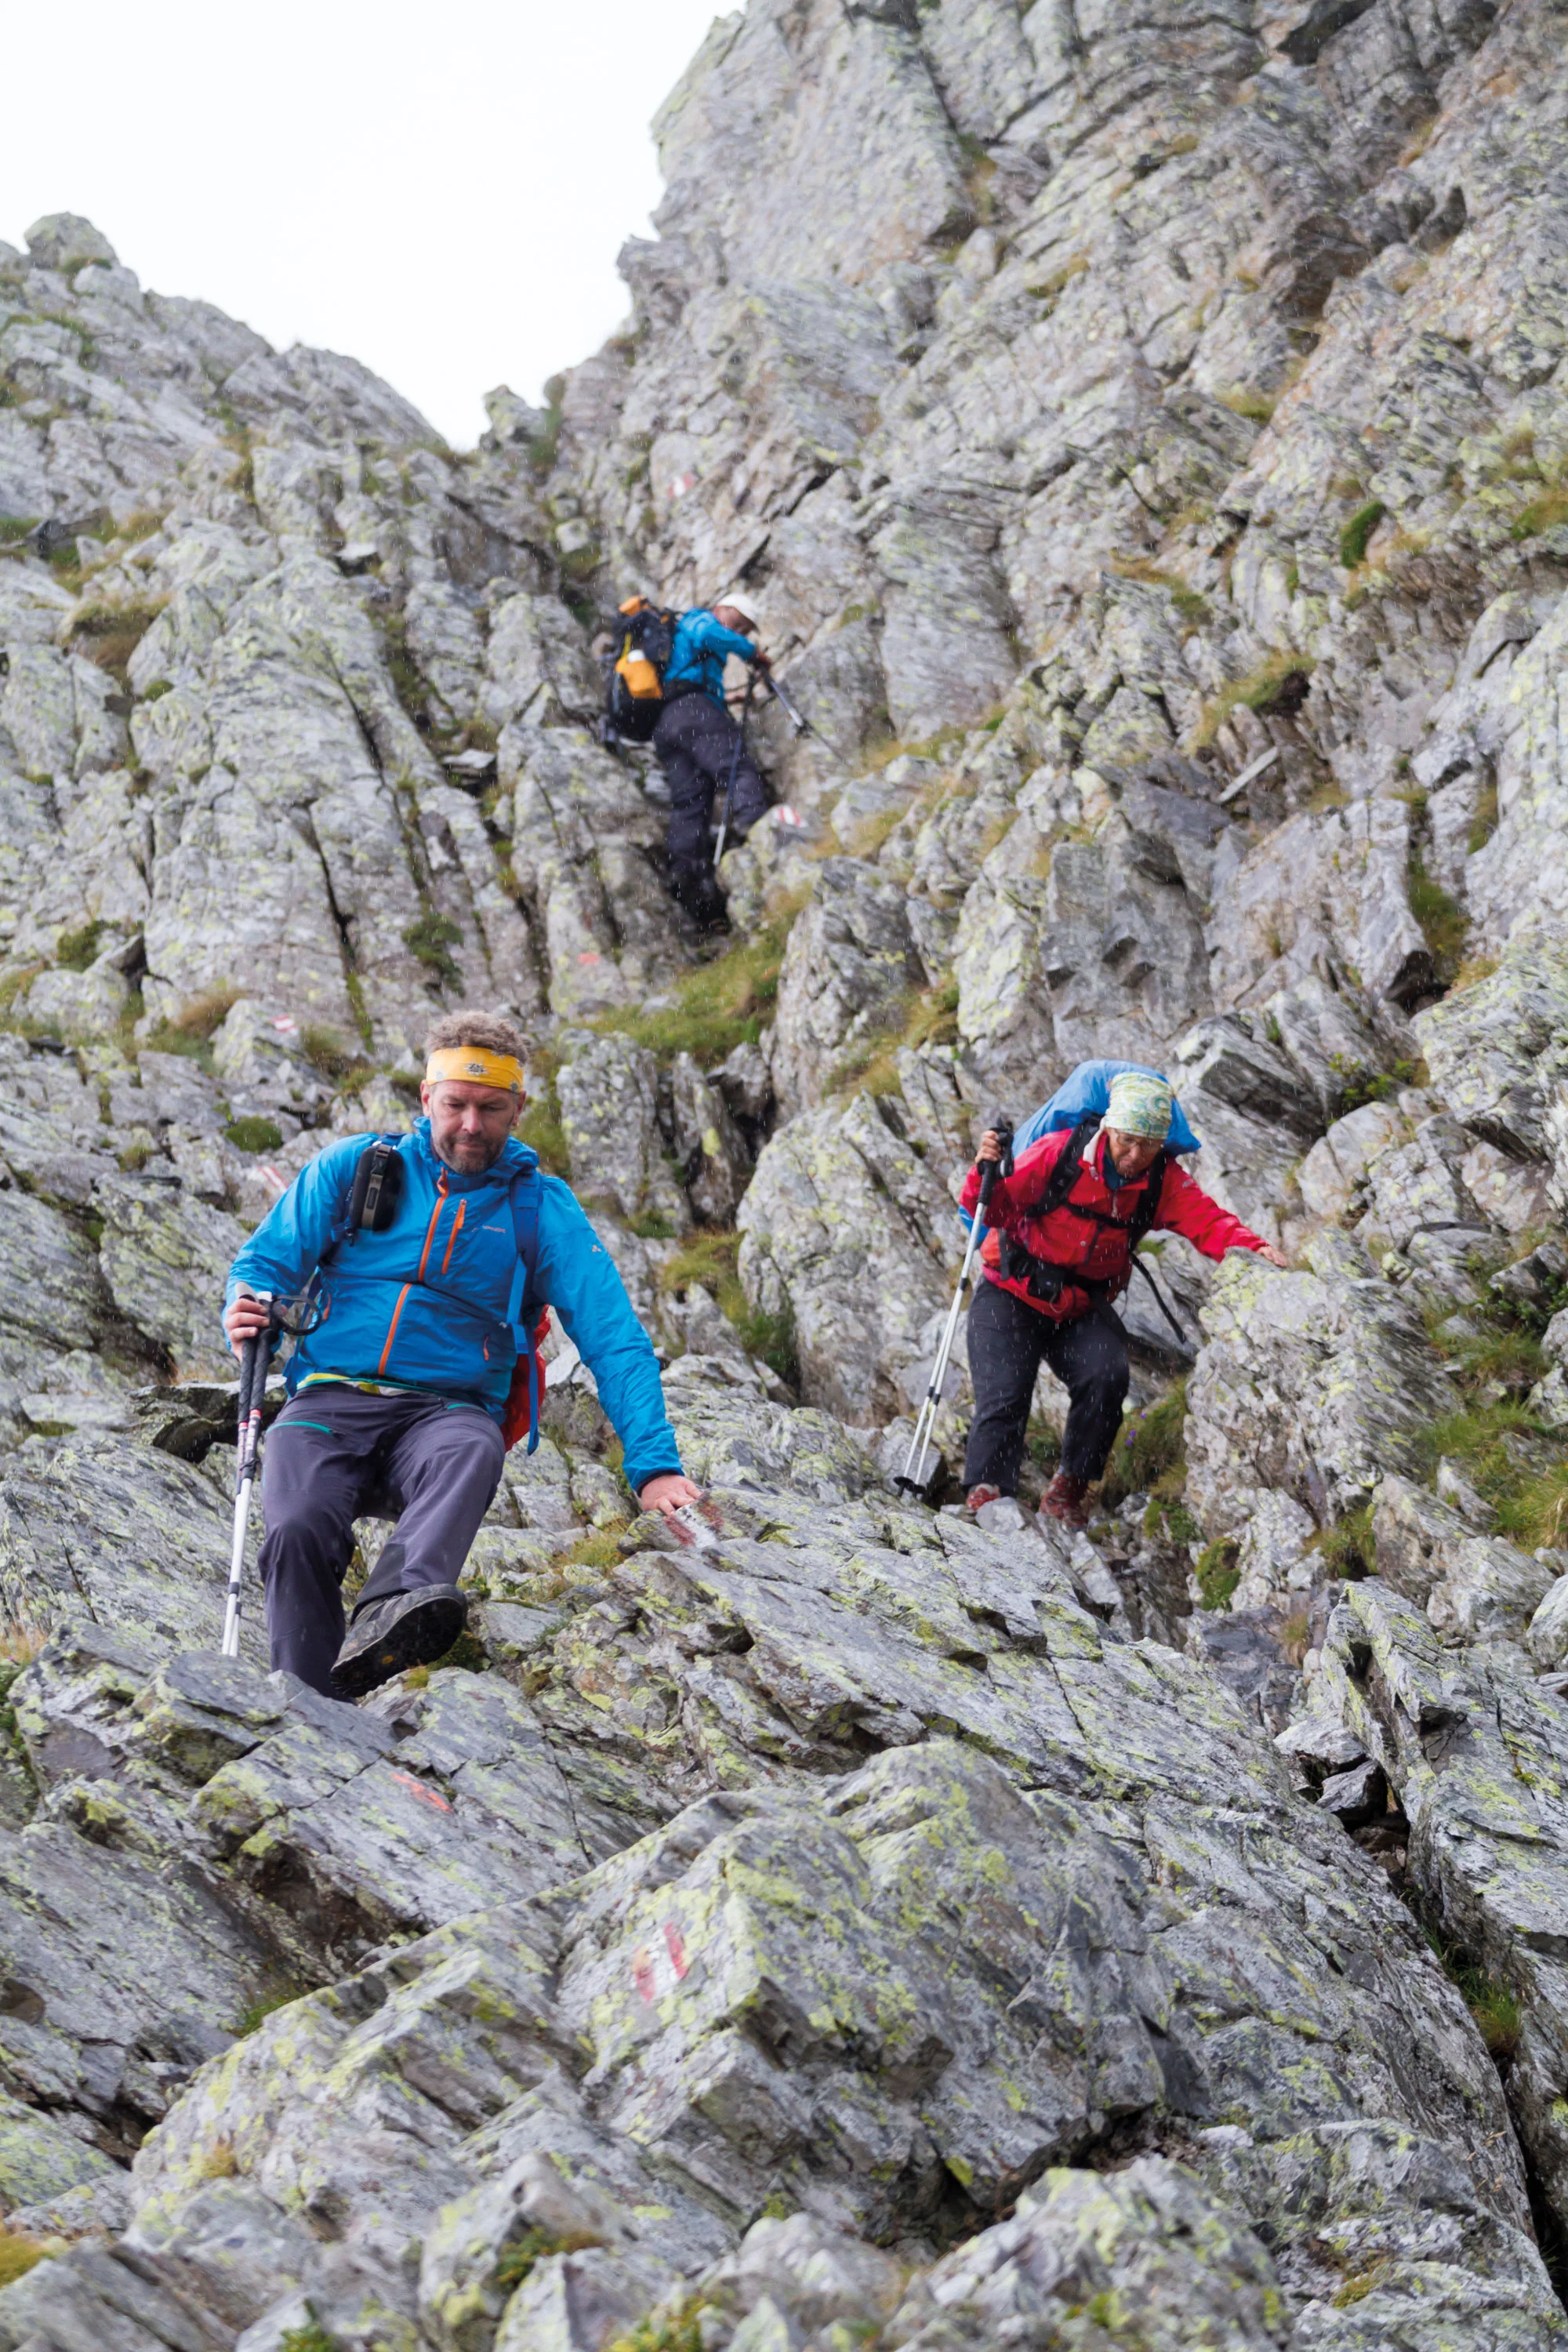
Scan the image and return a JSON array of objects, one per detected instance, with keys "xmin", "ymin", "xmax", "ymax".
[{"xmin": 0, "ymin": 0, "xmax": 730, "ymax": 450}]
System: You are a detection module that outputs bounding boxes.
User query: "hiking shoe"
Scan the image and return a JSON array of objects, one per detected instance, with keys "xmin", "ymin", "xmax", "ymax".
[
  {"xmin": 331, "ymin": 1585, "xmax": 467, "ymax": 1698},
  {"xmin": 1039, "ymin": 1472, "xmax": 1091, "ymax": 1530},
  {"xmin": 964, "ymin": 1483, "xmax": 1002, "ymax": 1518}
]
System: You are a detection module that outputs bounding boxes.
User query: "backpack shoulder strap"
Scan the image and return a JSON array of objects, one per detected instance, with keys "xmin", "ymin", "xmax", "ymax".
[
  {"xmin": 503, "ymin": 1164, "xmax": 546, "ymax": 1454},
  {"xmin": 507, "ymin": 1164, "xmax": 544, "ymax": 1312},
  {"xmin": 1126, "ymin": 1149, "xmax": 1174, "ymax": 1250},
  {"xmin": 324, "ymin": 1133, "xmax": 402, "ymax": 1261},
  {"xmin": 1037, "ymin": 1116, "xmax": 1101, "ymax": 1218}
]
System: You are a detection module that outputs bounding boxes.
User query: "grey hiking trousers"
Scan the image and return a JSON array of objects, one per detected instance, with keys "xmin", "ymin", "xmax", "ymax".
[{"xmin": 258, "ymin": 1385, "xmax": 504, "ymax": 1693}]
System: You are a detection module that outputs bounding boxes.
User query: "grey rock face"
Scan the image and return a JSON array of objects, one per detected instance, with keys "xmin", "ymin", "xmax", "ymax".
[{"xmin": 11, "ymin": 0, "xmax": 1568, "ymax": 2333}]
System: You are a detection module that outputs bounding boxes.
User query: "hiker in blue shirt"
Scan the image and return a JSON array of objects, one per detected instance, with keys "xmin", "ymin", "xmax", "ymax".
[
  {"xmin": 654, "ymin": 598, "xmax": 771, "ymax": 930},
  {"xmin": 223, "ymin": 1009, "xmax": 699, "ymax": 1698}
]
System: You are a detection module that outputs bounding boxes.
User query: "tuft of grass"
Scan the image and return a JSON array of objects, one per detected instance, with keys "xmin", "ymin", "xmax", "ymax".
[
  {"xmin": 432, "ymin": 1627, "xmax": 488, "ymax": 1673},
  {"xmin": 278, "ymin": 2323, "xmax": 336, "ymax": 2352},
  {"xmin": 1330, "ymin": 1053, "xmax": 1417, "ymax": 1114},
  {"xmin": 160, "ymin": 983, "xmax": 241, "ymax": 1044},
  {"xmin": 1102, "ymin": 1378, "xmax": 1187, "ymax": 1508},
  {"xmin": 1312, "ymin": 1504, "xmax": 1374, "ymax": 1578},
  {"xmin": 55, "ymin": 918, "xmax": 106, "ymax": 971},
  {"xmin": 659, "ymin": 1230, "xmax": 799, "ymax": 1386},
  {"xmin": 1279, "ymin": 1608, "xmax": 1312, "ymax": 1663},
  {"xmin": 1220, "ymin": 385, "xmax": 1278, "ymax": 423},
  {"xmin": 1467, "ymin": 779, "xmax": 1499, "ymax": 855},
  {"xmin": 1407, "ymin": 854, "xmax": 1466, "ymax": 985},
  {"xmin": 1510, "ymin": 485, "xmax": 1568, "ymax": 541},
  {"xmin": 1338, "ymin": 499, "xmax": 1388, "ymax": 569},
  {"xmin": 1191, "ymin": 652, "xmax": 1313, "ymax": 750},
  {"xmin": 597, "ymin": 915, "xmax": 794, "ymax": 1070},
  {"xmin": 0, "ymin": 2230, "xmax": 44, "ymax": 2287},
  {"xmin": 404, "ymin": 910, "xmax": 463, "ymax": 983},
  {"xmin": 559, "ymin": 1531, "xmax": 625, "ymax": 1573},
  {"xmin": 1410, "ymin": 1395, "xmax": 1568, "ymax": 1550},
  {"xmin": 1426, "ymin": 1930, "xmax": 1523, "ymax": 2066},
  {"xmin": 225, "ymin": 1116, "xmax": 284, "ymax": 1155},
  {"xmin": 1331, "ymin": 2263, "xmax": 1388, "ymax": 2308},
  {"xmin": 1195, "ymin": 1536, "xmax": 1241, "ymax": 1612},
  {"xmin": 197, "ymin": 2140, "xmax": 240, "ymax": 2179},
  {"xmin": 496, "ymin": 2227, "xmax": 604, "ymax": 2291},
  {"xmin": 629, "ymin": 1210, "xmax": 677, "ymax": 1241},
  {"xmin": 828, "ymin": 978, "xmax": 960, "ymax": 1101},
  {"xmin": 1109, "ymin": 557, "xmax": 1211, "ymax": 623},
  {"xmin": 300, "ymin": 1025, "xmax": 361, "ymax": 1080},
  {"xmin": 604, "ymin": 2299, "xmax": 710, "ymax": 2352},
  {"xmin": 1144, "ymin": 1494, "xmax": 1200, "ymax": 1545}
]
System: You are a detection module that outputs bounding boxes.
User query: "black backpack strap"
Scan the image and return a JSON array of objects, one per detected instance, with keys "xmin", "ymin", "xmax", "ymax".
[
  {"xmin": 1037, "ymin": 1116, "xmax": 1102, "ymax": 1217},
  {"xmin": 322, "ymin": 1135, "xmax": 404, "ymax": 1264},
  {"xmin": 1126, "ymin": 1149, "xmax": 1173, "ymax": 1250},
  {"xmin": 505, "ymin": 1165, "xmax": 546, "ymax": 1454}
]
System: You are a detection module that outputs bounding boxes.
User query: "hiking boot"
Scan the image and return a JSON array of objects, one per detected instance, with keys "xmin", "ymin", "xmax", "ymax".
[
  {"xmin": 1039, "ymin": 1472, "xmax": 1091, "ymax": 1530},
  {"xmin": 963, "ymin": 1483, "xmax": 1002, "ymax": 1518},
  {"xmin": 330, "ymin": 1585, "xmax": 467, "ymax": 1699}
]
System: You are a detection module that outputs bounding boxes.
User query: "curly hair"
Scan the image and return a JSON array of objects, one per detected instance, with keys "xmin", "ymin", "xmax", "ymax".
[{"xmin": 424, "ymin": 1008, "xmax": 528, "ymax": 1062}]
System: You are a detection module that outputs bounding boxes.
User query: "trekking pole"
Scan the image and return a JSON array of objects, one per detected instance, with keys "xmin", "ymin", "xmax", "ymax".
[
  {"xmin": 895, "ymin": 1117, "xmax": 1013, "ymax": 1498},
  {"xmin": 222, "ymin": 1290, "xmax": 274, "ymax": 1658},
  {"xmin": 763, "ymin": 672, "xmax": 848, "ymax": 765},
  {"xmin": 713, "ymin": 672, "xmax": 757, "ymax": 867}
]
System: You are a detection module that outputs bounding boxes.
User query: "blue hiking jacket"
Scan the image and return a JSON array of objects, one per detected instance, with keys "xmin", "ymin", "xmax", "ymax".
[
  {"xmin": 663, "ymin": 608, "xmax": 760, "ymax": 708},
  {"xmin": 223, "ymin": 1122, "xmax": 682, "ymax": 1494}
]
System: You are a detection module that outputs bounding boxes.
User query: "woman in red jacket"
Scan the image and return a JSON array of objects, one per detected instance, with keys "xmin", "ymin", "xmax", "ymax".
[{"xmin": 958, "ymin": 1069, "xmax": 1284, "ymax": 1529}]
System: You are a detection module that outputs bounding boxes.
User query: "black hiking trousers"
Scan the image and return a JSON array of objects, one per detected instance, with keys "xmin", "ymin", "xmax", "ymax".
[
  {"xmin": 259, "ymin": 1386, "xmax": 504, "ymax": 1694},
  {"xmin": 652, "ymin": 690, "xmax": 769, "ymax": 906},
  {"xmin": 963, "ymin": 1275, "xmax": 1131, "ymax": 1494}
]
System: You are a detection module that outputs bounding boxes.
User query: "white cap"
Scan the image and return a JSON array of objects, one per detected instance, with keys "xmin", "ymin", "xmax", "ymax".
[{"xmin": 715, "ymin": 591, "xmax": 760, "ymax": 632}]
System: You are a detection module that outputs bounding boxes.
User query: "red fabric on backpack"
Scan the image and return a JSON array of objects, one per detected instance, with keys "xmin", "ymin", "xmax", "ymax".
[
  {"xmin": 501, "ymin": 1309, "xmax": 552, "ymax": 1450},
  {"xmin": 960, "ymin": 1127, "xmax": 1266, "ymax": 1323}
]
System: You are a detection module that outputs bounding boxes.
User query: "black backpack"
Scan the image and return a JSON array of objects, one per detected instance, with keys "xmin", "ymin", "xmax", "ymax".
[
  {"xmin": 999, "ymin": 1116, "xmax": 1171, "ymax": 1301},
  {"xmin": 604, "ymin": 597, "xmax": 677, "ymax": 743}
]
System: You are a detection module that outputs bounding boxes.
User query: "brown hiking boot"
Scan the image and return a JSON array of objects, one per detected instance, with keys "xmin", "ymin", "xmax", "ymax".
[{"xmin": 1039, "ymin": 1472, "xmax": 1091, "ymax": 1530}]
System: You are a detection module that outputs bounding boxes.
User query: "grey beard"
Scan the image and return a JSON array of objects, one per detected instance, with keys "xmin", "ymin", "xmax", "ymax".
[{"xmin": 433, "ymin": 1132, "xmax": 508, "ymax": 1173}]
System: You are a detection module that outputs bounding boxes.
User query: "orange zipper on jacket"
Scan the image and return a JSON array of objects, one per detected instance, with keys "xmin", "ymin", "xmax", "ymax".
[
  {"xmin": 440, "ymin": 1200, "xmax": 466, "ymax": 1276},
  {"xmin": 376, "ymin": 1171, "xmax": 448, "ymax": 1374},
  {"xmin": 378, "ymin": 1286, "xmax": 411, "ymax": 1373}
]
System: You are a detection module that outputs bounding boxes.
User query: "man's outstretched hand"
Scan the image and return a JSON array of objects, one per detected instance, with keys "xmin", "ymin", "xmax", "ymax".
[
  {"xmin": 640, "ymin": 1472, "xmax": 704, "ymax": 1520},
  {"xmin": 224, "ymin": 1295, "xmax": 273, "ymax": 1358},
  {"xmin": 1258, "ymin": 1242, "xmax": 1289, "ymax": 1269}
]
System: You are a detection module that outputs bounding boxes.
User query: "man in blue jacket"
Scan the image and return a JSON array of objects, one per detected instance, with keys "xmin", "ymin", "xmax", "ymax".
[
  {"xmin": 223, "ymin": 1010, "xmax": 699, "ymax": 1699},
  {"xmin": 653, "ymin": 599, "xmax": 771, "ymax": 928}
]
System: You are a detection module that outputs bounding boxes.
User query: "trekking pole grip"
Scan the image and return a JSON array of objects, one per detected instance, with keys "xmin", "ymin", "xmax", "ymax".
[{"xmin": 975, "ymin": 1114, "xmax": 1014, "ymax": 1211}]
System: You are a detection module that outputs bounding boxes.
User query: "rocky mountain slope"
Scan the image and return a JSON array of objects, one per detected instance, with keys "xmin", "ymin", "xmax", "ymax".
[{"xmin": 2, "ymin": 0, "xmax": 1568, "ymax": 2342}]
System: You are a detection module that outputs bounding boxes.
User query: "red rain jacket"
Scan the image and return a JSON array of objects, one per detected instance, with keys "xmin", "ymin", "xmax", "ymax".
[{"xmin": 958, "ymin": 1125, "xmax": 1268, "ymax": 1323}]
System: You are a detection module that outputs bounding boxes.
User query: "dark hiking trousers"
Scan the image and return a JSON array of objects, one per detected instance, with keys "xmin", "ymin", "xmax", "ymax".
[
  {"xmin": 963, "ymin": 1276, "xmax": 1131, "ymax": 1494},
  {"xmin": 258, "ymin": 1386, "xmax": 505, "ymax": 1694},
  {"xmin": 652, "ymin": 690, "xmax": 769, "ymax": 902}
]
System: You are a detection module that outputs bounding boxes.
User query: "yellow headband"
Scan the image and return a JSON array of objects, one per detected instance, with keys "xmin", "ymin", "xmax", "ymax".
[{"xmin": 425, "ymin": 1047, "xmax": 525, "ymax": 1095}]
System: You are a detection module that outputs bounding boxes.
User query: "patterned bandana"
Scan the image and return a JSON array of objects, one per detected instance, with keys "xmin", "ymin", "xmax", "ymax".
[
  {"xmin": 1105, "ymin": 1069, "xmax": 1174, "ymax": 1141},
  {"xmin": 425, "ymin": 1047, "xmax": 525, "ymax": 1094}
]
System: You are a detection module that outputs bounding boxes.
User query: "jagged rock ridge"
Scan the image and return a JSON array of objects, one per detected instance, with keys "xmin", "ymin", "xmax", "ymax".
[{"xmin": 1, "ymin": 0, "xmax": 1568, "ymax": 2339}]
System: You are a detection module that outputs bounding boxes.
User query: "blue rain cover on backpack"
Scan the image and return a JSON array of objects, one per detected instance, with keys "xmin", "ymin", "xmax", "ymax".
[{"xmin": 1014, "ymin": 1059, "xmax": 1201, "ymax": 1157}]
